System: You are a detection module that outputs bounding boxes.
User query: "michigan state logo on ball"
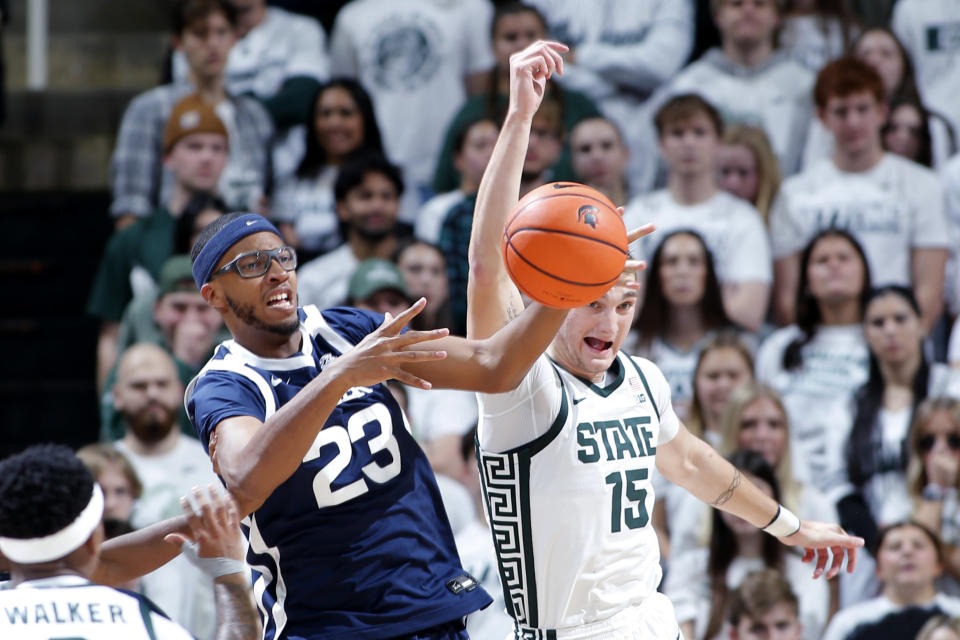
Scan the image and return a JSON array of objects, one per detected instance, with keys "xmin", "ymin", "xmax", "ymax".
[{"xmin": 577, "ymin": 205, "xmax": 599, "ymax": 229}]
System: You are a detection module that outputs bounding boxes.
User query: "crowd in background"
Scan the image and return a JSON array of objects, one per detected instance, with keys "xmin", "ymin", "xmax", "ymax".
[{"xmin": 44, "ymin": 0, "xmax": 960, "ymax": 638}]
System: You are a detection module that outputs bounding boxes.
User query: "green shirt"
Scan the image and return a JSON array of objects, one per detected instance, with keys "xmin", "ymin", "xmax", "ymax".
[
  {"xmin": 87, "ymin": 206, "xmax": 176, "ymax": 323},
  {"xmin": 432, "ymin": 87, "xmax": 602, "ymax": 193}
]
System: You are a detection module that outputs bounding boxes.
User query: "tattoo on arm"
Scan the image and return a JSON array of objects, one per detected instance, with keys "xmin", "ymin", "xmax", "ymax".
[
  {"xmin": 711, "ymin": 469, "xmax": 741, "ymax": 508},
  {"xmin": 214, "ymin": 578, "xmax": 260, "ymax": 640},
  {"xmin": 502, "ymin": 301, "xmax": 522, "ymax": 328}
]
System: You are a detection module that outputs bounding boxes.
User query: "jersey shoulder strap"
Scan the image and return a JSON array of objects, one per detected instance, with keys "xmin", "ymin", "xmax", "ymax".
[{"xmin": 623, "ymin": 352, "xmax": 660, "ymax": 421}]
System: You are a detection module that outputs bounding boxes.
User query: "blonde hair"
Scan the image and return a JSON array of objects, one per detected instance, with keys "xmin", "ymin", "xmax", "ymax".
[
  {"xmin": 917, "ymin": 615, "xmax": 960, "ymax": 640},
  {"xmin": 720, "ymin": 125, "xmax": 781, "ymax": 222},
  {"xmin": 76, "ymin": 443, "xmax": 143, "ymax": 500},
  {"xmin": 687, "ymin": 330, "xmax": 755, "ymax": 439},
  {"xmin": 719, "ymin": 384, "xmax": 800, "ymax": 512},
  {"xmin": 906, "ymin": 397, "xmax": 960, "ymax": 501}
]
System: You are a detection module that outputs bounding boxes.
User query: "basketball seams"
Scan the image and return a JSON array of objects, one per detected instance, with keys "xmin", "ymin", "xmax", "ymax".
[
  {"xmin": 505, "ymin": 192, "xmax": 622, "ymax": 235},
  {"xmin": 504, "ymin": 237, "xmax": 622, "ymax": 288},
  {"xmin": 507, "ymin": 227, "xmax": 629, "ymax": 255}
]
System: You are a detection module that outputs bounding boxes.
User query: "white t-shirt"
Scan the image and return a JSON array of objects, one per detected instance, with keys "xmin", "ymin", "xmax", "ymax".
[
  {"xmin": 780, "ymin": 14, "xmax": 856, "ymax": 74},
  {"xmin": 652, "ymin": 49, "xmax": 814, "ymax": 175},
  {"xmin": 405, "ymin": 385, "xmax": 479, "ymax": 443},
  {"xmin": 823, "ymin": 593, "xmax": 960, "ymax": 640},
  {"xmin": 941, "ymin": 154, "xmax": 960, "ymax": 314},
  {"xmin": 892, "ymin": 0, "xmax": 960, "ymax": 137},
  {"xmin": 476, "ymin": 352, "xmax": 679, "ymax": 631},
  {"xmin": 329, "ymin": 0, "xmax": 494, "ymax": 190},
  {"xmin": 0, "ymin": 575, "xmax": 194, "ymax": 640},
  {"xmin": 624, "ymin": 189, "xmax": 772, "ymax": 285},
  {"xmin": 272, "ymin": 166, "xmax": 341, "ymax": 254},
  {"xmin": 415, "ymin": 189, "xmax": 467, "ymax": 245},
  {"xmin": 115, "ymin": 436, "xmax": 220, "ymax": 640},
  {"xmin": 770, "ymin": 154, "xmax": 950, "ymax": 286},
  {"xmin": 296, "ymin": 244, "xmax": 358, "ymax": 311},
  {"xmin": 635, "ymin": 333, "xmax": 714, "ymax": 422},
  {"xmin": 756, "ymin": 324, "xmax": 869, "ymax": 491}
]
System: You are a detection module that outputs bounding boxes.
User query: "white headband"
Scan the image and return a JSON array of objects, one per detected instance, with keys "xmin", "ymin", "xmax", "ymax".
[{"xmin": 0, "ymin": 484, "xmax": 104, "ymax": 564}]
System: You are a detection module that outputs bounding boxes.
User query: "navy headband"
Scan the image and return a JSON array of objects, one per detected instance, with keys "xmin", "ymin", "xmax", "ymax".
[{"xmin": 192, "ymin": 213, "xmax": 283, "ymax": 288}]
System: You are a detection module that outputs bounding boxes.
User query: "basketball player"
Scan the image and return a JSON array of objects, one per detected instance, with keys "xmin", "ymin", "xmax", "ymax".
[
  {"xmin": 0, "ymin": 444, "xmax": 257, "ymax": 640},
  {"xmin": 465, "ymin": 39, "xmax": 865, "ymax": 639},
  {"xmin": 92, "ymin": 211, "xmax": 643, "ymax": 638}
]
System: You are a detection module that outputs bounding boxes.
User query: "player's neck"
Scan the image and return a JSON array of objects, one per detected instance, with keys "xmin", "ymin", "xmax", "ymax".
[
  {"xmin": 818, "ymin": 298, "xmax": 861, "ymax": 327},
  {"xmin": 12, "ymin": 564, "xmax": 87, "ymax": 586},
  {"xmin": 229, "ymin": 320, "xmax": 303, "ymax": 359},
  {"xmin": 832, "ymin": 142, "xmax": 884, "ymax": 173},
  {"xmin": 124, "ymin": 424, "xmax": 180, "ymax": 457},
  {"xmin": 722, "ymin": 39, "xmax": 774, "ymax": 69},
  {"xmin": 664, "ymin": 305, "xmax": 707, "ymax": 350},
  {"xmin": 668, "ymin": 171, "xmax": 716, "ymax": 205}
]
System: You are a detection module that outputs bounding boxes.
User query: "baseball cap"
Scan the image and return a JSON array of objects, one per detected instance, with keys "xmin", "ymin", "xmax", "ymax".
[
  {"xmin": 158, "ymin": 255, "xmax": 200, "ymax": 296},
  {"xmin": 348, "ymin": 259, "xmax": 410, "ymax": 303},
  {"xmin": 164, "ymin": 93, "xmax": 229, "ymax": 153}
]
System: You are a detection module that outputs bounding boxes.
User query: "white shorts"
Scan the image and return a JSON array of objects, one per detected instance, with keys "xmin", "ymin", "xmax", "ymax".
[{"xmin": 509, "ymin": 593, "xmax": 682, "ymax": 640}]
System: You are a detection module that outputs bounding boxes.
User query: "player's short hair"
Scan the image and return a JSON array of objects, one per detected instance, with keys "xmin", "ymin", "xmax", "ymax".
[
  {"xmin": 172, "ymin": 0, "xmax": 237, "ymax": 35},
  {"xmin": 76, "ymin": 443, "xmax": 143, "ymax": 500},
  {"xmin": 334, "ymin": 152, "xmax": 404, "ymax": 202},
  {"xmin": 654, "ymin": 94, "xmax": 724, "ymax": 138},
  {"xmin": 727, "ymin": 568, "xmax": 799, "ymax": 626},
  {"xmin": 0, "ymin": 444, "xmax": 95, "ymax": 539},
  {"xmin": 190, "ymin": 211, "xmax": 248, "ymax": 263},
  {"xmin": 814, "ymin": 57, "xmax": 885, "ymax": 110}
]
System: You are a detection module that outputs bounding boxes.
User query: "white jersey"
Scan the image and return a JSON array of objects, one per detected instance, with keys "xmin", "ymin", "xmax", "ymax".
[
  {"xmin": 0, "ymin": 575, "xmax": 194, "ymax": 640},
  {"xmin": 477, "ymin": 352, "xmax": 679, "ymax": 632},
  {"xmin": 770, "ymin": 154, "xmax": 950, "ymax": 285},
  {"xmin": 652, "ymin": 49, "xmax": 814, "ymax": 175},
  {"xmin": 624, "ymin": 189, "xmax": 772, "ymax": 285}
]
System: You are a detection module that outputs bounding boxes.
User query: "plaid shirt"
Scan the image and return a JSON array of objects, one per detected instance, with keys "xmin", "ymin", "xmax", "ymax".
[
  {"xmin": 109, "ymin": 82, "xmax": 274, "ymax": 218},
  {"xmin": 438, "ymin": 193, "xmax": 477, "ymax": 337}
]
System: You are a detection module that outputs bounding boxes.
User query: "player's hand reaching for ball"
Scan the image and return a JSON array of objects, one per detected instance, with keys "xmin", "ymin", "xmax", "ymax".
[
  {"xmin": 508, "ymin": 40, "xmax": 567, "ymax": 121},
  {"xmin": 331, "ymin": 298, "xmax": 449, "ymax": 390}
]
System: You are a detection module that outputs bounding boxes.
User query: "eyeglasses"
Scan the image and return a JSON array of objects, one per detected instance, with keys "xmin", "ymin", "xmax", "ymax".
[
  {"xmin": 917, "ymin": 433, "xmax": 960, "ymax": 453},
  {"xmin": 211, "ymin": 246, "xmax": 298, "ymax": 280}
]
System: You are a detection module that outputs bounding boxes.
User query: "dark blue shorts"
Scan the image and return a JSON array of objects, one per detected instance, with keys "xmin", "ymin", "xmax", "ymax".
[{"xmin": 392, "ymin": 618, "xmax": 469, "ymax": 640}]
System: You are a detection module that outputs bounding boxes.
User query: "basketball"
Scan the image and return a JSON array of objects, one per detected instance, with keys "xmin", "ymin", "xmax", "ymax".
[{"xmin": 502, "ymin": 182, "xmax": 629, "ymax": 308}]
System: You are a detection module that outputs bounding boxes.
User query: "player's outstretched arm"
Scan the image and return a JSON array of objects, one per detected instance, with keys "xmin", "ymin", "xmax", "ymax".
[
  {"xmin": 656, "ymin": 424, "xmax": 864, "ymax": 579},
  {"xmin": 466, "ymin": 40, "xmax": 566, "ymax": 341}
]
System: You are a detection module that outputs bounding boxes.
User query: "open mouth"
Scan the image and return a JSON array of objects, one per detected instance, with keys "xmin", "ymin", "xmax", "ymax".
[
  {"xmin": 584, "ymin": 337, "xmax": 613, "ymax": 353},
  {"xmin": 266, "ymin": 291, "xmax": 293, "ymax": 309}
]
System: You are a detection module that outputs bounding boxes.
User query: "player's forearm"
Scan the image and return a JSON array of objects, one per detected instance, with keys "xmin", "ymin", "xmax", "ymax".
[
  {"xmin": 96, "ymin": 515, "xmax": 190, "ymax": 586},
  {"xmin": 467, "ymin": 113, "xmax": 532, "ymax": 340},
  {"xmin": 213, "ymin": 574, "xmax": 261, "ymax": 640}
]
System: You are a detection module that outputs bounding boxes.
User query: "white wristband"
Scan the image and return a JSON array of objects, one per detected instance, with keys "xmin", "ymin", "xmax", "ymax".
[
  {"xmin": 762, "ymin": 505, "xmax": 801, "ymax": 538},
  {"xmin": 180, "ymin": 541, "xmax": 247, "ymax": 579}
]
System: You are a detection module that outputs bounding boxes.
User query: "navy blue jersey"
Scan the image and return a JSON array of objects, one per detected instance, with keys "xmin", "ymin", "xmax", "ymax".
[{"xmin": 187, "ymin": 306, "xmax": 490, "ymax": 640}]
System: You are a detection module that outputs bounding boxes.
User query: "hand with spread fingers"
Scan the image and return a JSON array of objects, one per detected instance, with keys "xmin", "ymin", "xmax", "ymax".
[
  {"xmin": 164, "ymin": 484, "xmax": 245, "ymax": 570},
  {"xmin": 781, "ymin": 520, "xmax": 865, "ymax": 580}
]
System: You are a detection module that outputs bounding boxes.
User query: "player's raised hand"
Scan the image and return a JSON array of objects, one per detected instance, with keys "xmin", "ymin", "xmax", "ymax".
[
  {"xmin": 164, "ymin": 485, "xmax": 246, "ymax": 573},
  {"xmin": 333, "ymin": 298, "xmax": 450, "ymax": 390},
  {"xmin": 779, "ymin": 519, "xmax": 865, "ymax": 579},
  {"xmin": 508, "ymin": 40, "xmax": 568, "ymax": 121}
]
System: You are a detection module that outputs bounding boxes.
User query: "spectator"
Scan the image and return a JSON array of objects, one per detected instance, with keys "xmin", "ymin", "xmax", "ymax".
[
  {"xmin": 665, "ymin": 450, "xmax": 829, "ymax": 640},
  {"xmin": 756, "ymin": 229, "xmax": 871, "ymax": 491},
  {"xmin": 653, "ymin": 330, "xmax": 755, "ymax": 560},
  {"xmin": 918, "ymin": 615, "xmax": 960, "ymax": 640},
  {"xmin": 837, "ymin": 287, "xmax": 960, "ymax": 572},
  {"xmin": 272, "ymin": 78, "xmax": 384, "ymax": 258},
  {"xmin": 628, "ymin": 229, "xmax": 732, "ymax": 421},
  {"xmin": 527, "ymin": 0, "xmax": 694, "ymax": 193},
  {"xmin": 770, "ymin": 58, "xmax": 950, "ymax": 331},
  {"xmin": 727, "ymin": 568, "xmax": 805, "ymax": 640},
  {"xmin": 716, "ymin": 124, "xmax": 781, "ymax": 223},
  {"xmin": 112, "ymin": 344, "xmax": 221, "ymax": 640},
  {"xmin": 111, "ymin": 0, "xmax": 272, "ymax": 226},
  {"xmin": 652, "ymin": 0, "xmax": 814, "ymax": 177},
  {"xmin": 892, "ymin": 0, "xmax": 960, "ymax": 142},
  {"xmin": 173, "ymin": 192, "xmax": 230, "ymax": 256},
  {"xmin": 172, "ymin": 0, "xmax": 328, "ymax": 180},
  {"xmin": 883, "ymin": 95, "xmax": 937, "ymax": 168},
  {"xmin": 345, "ymin": 258, "xmax": 411, "ymax": 319},
  {"xmin": 101, "ymin": 255, "xmax": 226, "ymax": 442},
  {"xmin": 0, "ymin": 445, "xmax": 258, "ymax": 640},
  {"xmin": 569, "ymin": 116, "xmax": 631, "ymax": 207},
  {"xmin": 297, "ymin": 153, "xmax": 409, "ymax": 310},
  {"xmin": 432, "ymin": 2, "xmax": 601, "ymax": 195},
  {"xmin": 91, "ymin": 93, "xmax": 230, "ymax": 391},
  {"xmin": 75, "ymin": 443, "xmax": 142, "ymax": 523},
  {"xmin": 417, "ymin": 116, "xmax": 499, "ymax": 245},
  {"xmin": 394, "ymin": 239, "xmax": 453, "ymax": 331},
  {"xmin": 625, "ymin": 94, "xmax": 771, "ymax": 331},
  {"xmin": 440, "ymin": 94, "xmax": 564, "ymax": 335},
  {"xmin": 780, "ymin": 0, "xmax": 860, "ymax": 73},
  {"xmin": 822, "ymin": 521, "xmax": 960, "ymax": 640},
  {"xmin": 908, "ymin": 398, "xmax": 960, "ymax": 595},
  {"xmin": 330, "ymin": 0, "xmax": 495, "ymax": 210}
]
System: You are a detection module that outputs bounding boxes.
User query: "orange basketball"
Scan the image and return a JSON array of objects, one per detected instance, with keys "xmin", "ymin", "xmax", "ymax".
[{"xmin": 502, "ymin": 182, "xmax": 628, "ymax": 308}]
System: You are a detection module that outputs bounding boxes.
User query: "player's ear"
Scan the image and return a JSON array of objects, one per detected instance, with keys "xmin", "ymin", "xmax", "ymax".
[{"xmin": 201, "ymin": 282, "xmax": 227, "ymax": 312}]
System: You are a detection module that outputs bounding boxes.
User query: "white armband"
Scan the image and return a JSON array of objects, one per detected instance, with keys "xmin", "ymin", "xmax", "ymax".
[
  {"xmin": 180, "ymin": 542, "xmax": 247, "ymax": 579},
  {"xmin": 762, "ymin": 505, "xmax": 801, "ymax": 538}
]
